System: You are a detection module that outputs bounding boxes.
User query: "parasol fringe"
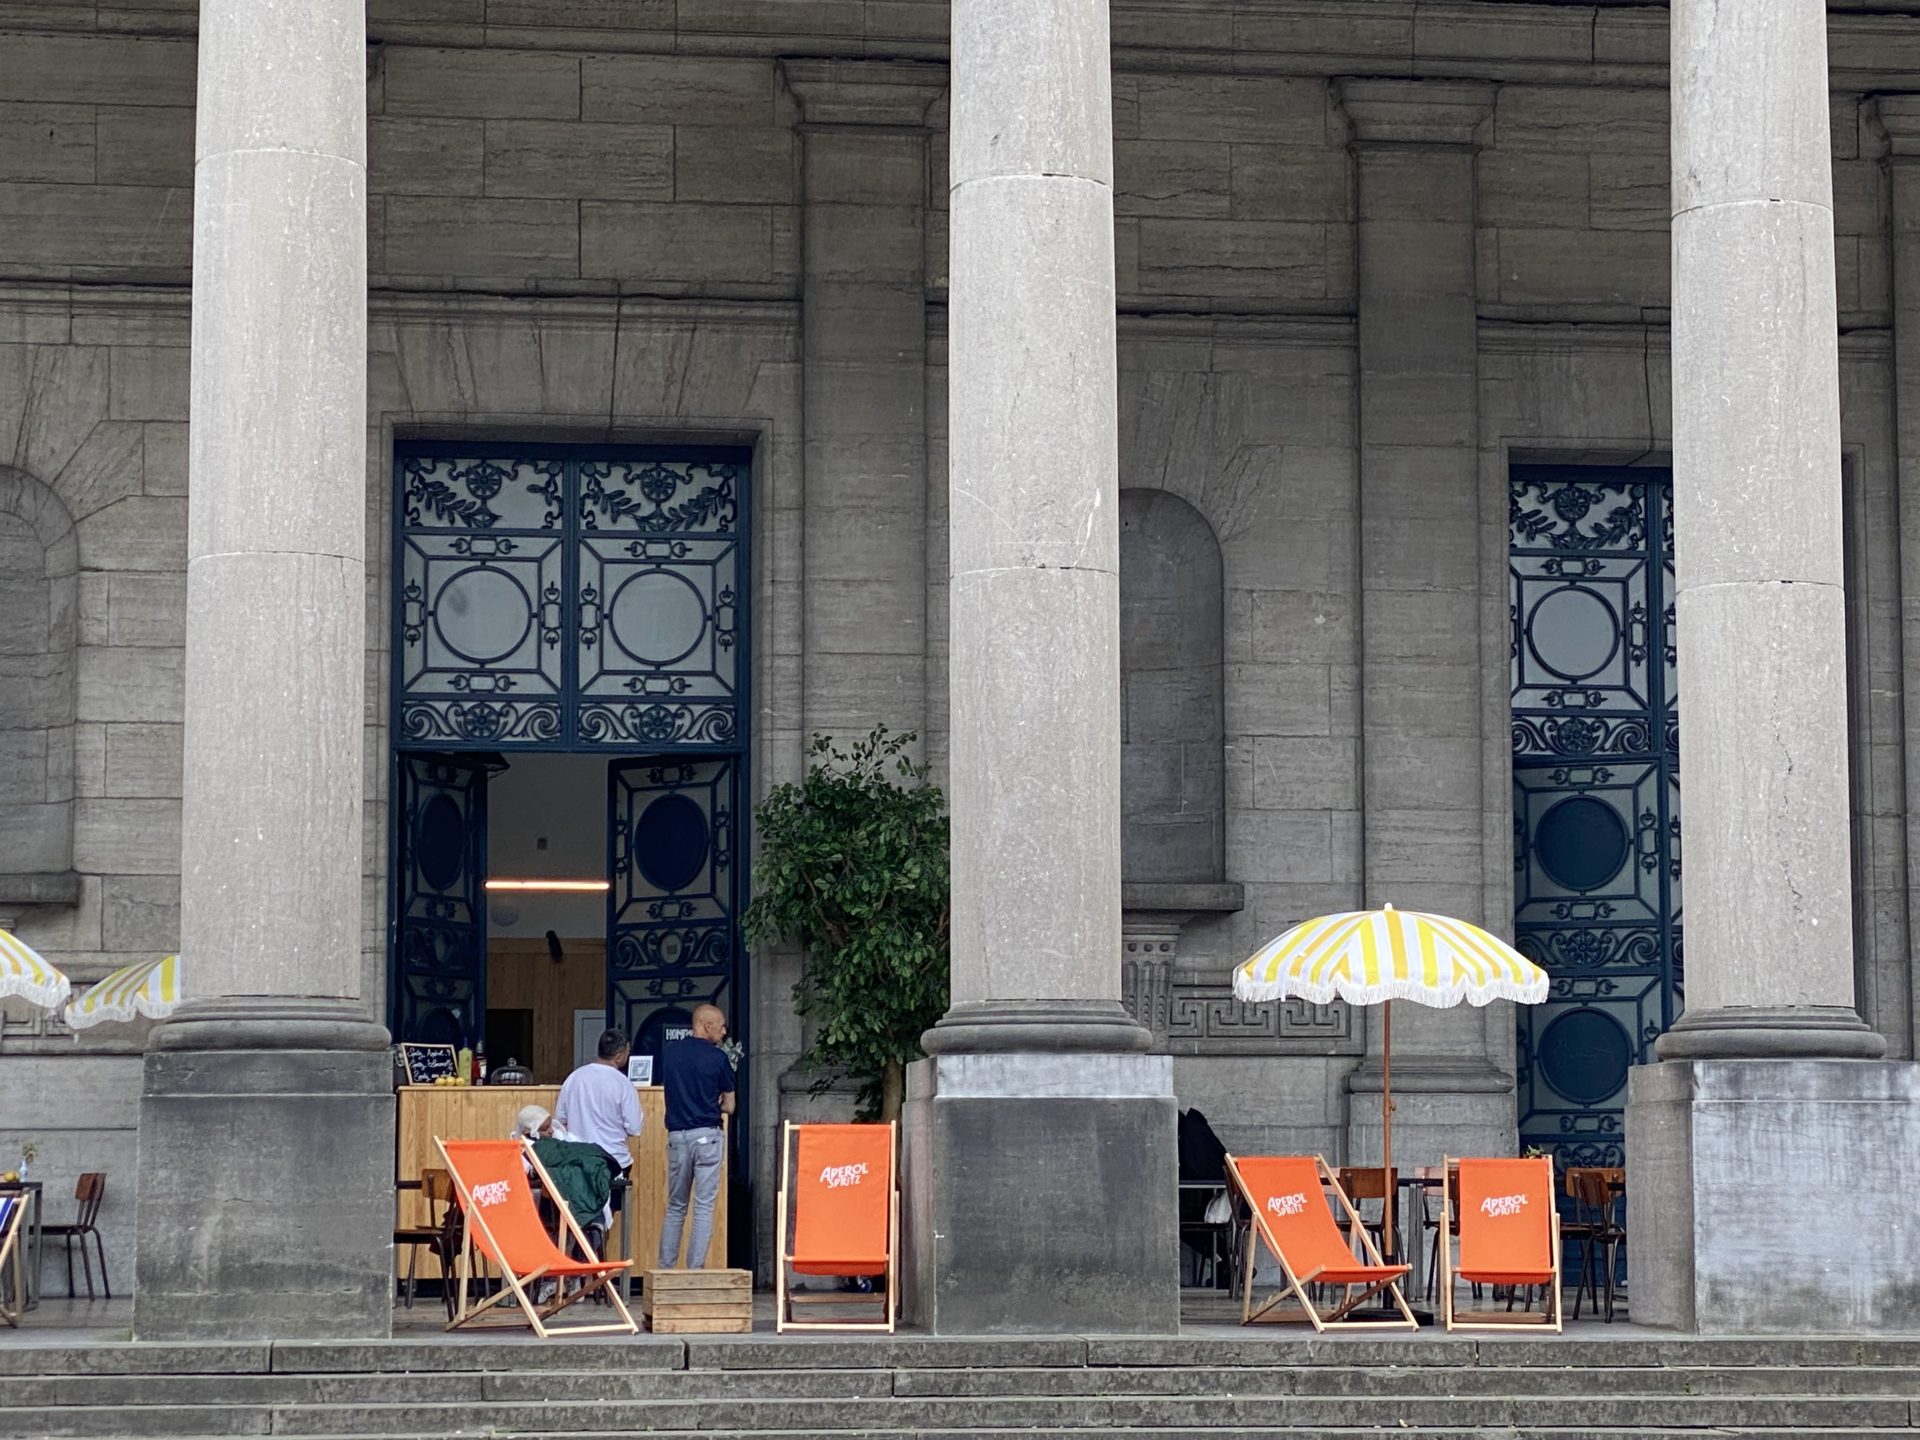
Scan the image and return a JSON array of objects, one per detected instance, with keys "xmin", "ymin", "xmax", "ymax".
[{"xmin": 1232, "ymin": 974, "xmax": 1548, "ymax": 1008}]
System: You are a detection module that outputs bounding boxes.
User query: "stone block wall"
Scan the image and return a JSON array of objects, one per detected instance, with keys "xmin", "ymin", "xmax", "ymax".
[{"xmin": 1, "ymin": 1, "xmax": 1917, "ymax": 1288}]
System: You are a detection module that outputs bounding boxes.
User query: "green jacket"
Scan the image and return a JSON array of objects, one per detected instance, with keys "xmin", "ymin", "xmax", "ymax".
[{"xmin": 531, "ymin": 1137, "xmax": 612, "ymax": 1229}]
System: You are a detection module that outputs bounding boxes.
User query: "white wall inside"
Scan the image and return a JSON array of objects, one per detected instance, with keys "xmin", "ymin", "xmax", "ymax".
[{"xmin": 486, "ymin": 753, "xmax": 609, "ymax": 939}]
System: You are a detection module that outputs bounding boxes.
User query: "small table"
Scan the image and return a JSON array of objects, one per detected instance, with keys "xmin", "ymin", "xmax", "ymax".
[{"xmin": 0, "ymin": 1182, "xmax": 45, "ymax": 1311}]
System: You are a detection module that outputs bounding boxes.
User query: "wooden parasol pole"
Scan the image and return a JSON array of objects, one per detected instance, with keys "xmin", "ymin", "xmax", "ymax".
[{"xmin": 1381, "ymin": 998, "xmax": 1395, "ymax": 1258}]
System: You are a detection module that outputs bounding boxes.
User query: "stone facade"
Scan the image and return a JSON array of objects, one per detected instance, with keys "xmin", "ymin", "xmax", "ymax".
[{"xmin": 0, "ymin": 1, "xmax": 1915, "ymax": 1317}]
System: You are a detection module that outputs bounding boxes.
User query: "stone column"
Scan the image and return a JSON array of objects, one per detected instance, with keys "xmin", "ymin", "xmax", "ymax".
[
  {"xmin": 1338, "ymin": 80, "xmax": 1514, "ymax": 1173},
  {"xmin": 1625, "ymin": 1, "xmax": 1920, "ymax": 1335},
  {"xmin": 785, "ymin": 60, "xmax": 945, "ymax": 753},
  {"xmin": 902, "ymin": 0, "xmax": 1178, "ymax": 1333},
  {"xmin": 134, "ymin": 0, "xmax": 392, "ymax": 1339},
  {"xmin": 1876, "ymin": 94, "xmax": 1920, "ymax": 1059}
]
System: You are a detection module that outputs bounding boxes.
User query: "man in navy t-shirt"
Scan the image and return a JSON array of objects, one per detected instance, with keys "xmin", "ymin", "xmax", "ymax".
[{"xmin": 656, "ymin": 1003, "xmax": 736, "ymax": 1268}]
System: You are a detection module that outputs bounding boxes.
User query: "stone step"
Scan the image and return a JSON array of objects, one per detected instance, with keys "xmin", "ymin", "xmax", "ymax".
[
  {"xmin": 8, "ymin": 1362, "xmax": 1919, "ymax": 1409},
  {"xmin": 51, "ymin": 1430, "xmax": 1920, "ymax": 1440},
  {"xmin": 6, "ymin": 1391, "xmax": 1914, "ymax": 1438},
  {"xmin": 888, "ymin": 1365, "xmax": 1920, "ymax": 1398},
  {"xmin": 8, "ymin": 1335, "xmax": 1920, "ymax": 1378}
]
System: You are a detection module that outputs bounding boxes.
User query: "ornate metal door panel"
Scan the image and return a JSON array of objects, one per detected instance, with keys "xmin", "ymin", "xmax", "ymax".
[
  {"xmin": 606, "ymin": 757, "xmax": 740, "ymax": 1051},
  {"xmin": 576, "ymin": 459, "xmax": 741, "ymax": 748},
  {"xmin": 395, "ymin": 446, "xmax": 748, "ymax": 750},
  {"xmin": 1510, "ymin": 466, "xmax": 1682, "ymax": 1167},
  {"xmin": 391, "ymin": 753, "xmax": 491, "ymax": 1046},
  {"xmin": 397, "ymin": 454, "xmax": 568, "ymax": 746}
]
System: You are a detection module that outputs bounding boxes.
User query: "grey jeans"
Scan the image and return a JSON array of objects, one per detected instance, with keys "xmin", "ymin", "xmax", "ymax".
[{"xmin": 659, "ymin": 1126, "xmax": 725, "ymax": 1268}]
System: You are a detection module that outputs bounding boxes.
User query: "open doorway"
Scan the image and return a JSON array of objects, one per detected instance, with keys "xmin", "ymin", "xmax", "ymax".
[
  {"xmin": 390, "ymin": 750, "xmax": 745, "ymax": 1081},
  {"xmin": 485, "ymin": 754, "xmax": 609, "ymax": 1083}
]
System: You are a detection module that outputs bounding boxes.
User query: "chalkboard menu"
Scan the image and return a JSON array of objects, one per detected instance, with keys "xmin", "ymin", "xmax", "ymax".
[{"xmin": 400, "ymin": 1043, "xmax": 459, "ymax": 1086}]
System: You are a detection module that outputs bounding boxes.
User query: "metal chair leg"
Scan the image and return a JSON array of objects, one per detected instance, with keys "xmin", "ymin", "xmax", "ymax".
[{"xmin": 93, "ymin": 1232, "xmax": 109, "ymax": 1301}]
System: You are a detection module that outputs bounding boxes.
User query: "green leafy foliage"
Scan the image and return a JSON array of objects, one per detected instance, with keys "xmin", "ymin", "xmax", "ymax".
[{"xmin": 744, "ymin": 728, "xmax": 950, "ymax": 1120}]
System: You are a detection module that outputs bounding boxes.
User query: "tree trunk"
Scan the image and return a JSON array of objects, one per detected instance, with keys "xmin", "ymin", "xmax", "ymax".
[{"xmin": 878, "ymin": 1058, "xmax": 906, "ymax": 1124}]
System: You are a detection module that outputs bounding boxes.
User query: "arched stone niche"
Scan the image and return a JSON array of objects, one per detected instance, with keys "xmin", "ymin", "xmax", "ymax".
[
  {"xmin": 0, "ymin": 467, "xmax": 80, "ymax": 909},
  {"xmin": 1118, "ymin": 488, "xmax": 1241, "ymax": 1042},
  {"xmin": 1119, "ymin": 487, "xmax": 1224, "ymax": 884}
]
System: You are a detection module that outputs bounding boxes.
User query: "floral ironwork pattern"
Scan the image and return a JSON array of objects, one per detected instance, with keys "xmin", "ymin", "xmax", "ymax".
[
  {"xmin": 389, "ymin": 754, "xmax": 492, "ymax": 1046},
  {"xmin": 606, "ymin": 757, "xmax": 740, "ymax": 1049},
  {"xmin": 1510, "ymin": 467, "xmax": 1682, "ymax": 1171},
  {"xmin": 395, "ymin": 449, "xmax": 748, "ymax": 750}
]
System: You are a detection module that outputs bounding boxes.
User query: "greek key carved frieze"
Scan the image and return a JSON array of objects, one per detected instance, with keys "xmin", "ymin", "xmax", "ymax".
[{"xmin": 1163, "ymin": 986, "xmax": 1358, "ymax": 1056}]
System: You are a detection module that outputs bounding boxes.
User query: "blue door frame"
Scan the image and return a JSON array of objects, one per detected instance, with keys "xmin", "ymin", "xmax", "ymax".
[{"xmin": 387, "ymin": 441, "xmax": 754, "ymax": 1260}]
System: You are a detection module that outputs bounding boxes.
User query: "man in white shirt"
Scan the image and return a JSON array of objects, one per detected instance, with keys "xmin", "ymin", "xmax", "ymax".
[{"xmin": 553, "ymin": 1029, "xmax": 643, "ymax": 1251}]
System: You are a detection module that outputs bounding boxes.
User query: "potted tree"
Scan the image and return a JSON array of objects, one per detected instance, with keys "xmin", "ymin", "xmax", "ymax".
[{"xmin": 745, "ymin": 727, "xmax": 949, "ymax": 1122}]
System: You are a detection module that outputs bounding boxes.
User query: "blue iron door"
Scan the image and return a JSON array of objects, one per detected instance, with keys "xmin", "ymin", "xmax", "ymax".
[
  {"xmin": 1510, "ymin": 466, "xmax": 1682, "ymax": 1168},
  {"xmin": 606, "ymin": 757, "xmax": 741, "ymax": 1059},
  {"xmin": 391, "ymin": 753, "xmax": 491, "ymax": 1047}
]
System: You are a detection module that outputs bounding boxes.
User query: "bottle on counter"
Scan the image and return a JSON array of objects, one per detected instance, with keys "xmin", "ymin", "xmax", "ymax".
[
  {"xmin": 456, "ymin": 1046, "xmax": 473, "ymax": 1085},
  {"xmin": 475, "ymin": 1044, "xmax": 488, "ymax": 1084}
]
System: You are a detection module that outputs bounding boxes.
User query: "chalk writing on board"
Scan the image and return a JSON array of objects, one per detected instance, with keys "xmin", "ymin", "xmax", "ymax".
[{"xmin": 401, "ymin": 1043, "xmax": 459, "ymax": 1085}]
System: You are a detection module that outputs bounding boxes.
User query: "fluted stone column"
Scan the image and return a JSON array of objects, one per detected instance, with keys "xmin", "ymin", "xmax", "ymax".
[
  {"xmin": 901, "ymin": 0, "xmax": 1177, "ymax": 1334},
  {"xmin": 134, "ymin": 0, "xmax": 393, "ymax": 1340},
  {"xmin": 1625, "ymin": 0, "xmax": 1919, "ymax": 1334},
  {"xmin": 1337, "ymin": 81, "xmax": 1513, "ymax": 1179}
]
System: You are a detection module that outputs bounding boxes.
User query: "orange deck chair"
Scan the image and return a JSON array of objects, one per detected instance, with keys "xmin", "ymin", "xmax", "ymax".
[
  {"xmin": 0, "ymin": 1193, "xmax": 23, "ymax": 1327},
  {"xmin": 1439, "ymin": 1155, "xmax": 1562, "ymax": 1333},
  {"xmin": 776, "ymin": 1121, "xmax": 898, "ymax": 1333},
  {"xmin": 435, "ymin": 1137, "xmax": 636, "ymax": 1337},
  {"xmin": 1225, "ymin": 1153, "xmax": 1416, "ymax": 1331}
]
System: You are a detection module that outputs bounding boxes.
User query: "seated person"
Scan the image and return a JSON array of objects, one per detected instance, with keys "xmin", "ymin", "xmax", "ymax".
[{"xmin": 510, "ymin": 1104, "xmax": 612, "ymax": 1259}]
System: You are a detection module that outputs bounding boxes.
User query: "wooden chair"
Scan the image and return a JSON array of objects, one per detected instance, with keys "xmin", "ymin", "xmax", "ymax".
[
  {"xmin": 1422, "ymin": 1165, "xmax": 1479, "ymax": 1304},
  {"xmin": 393, "ymin": 1168, "xmax": 453, "ymax": 1310},
  {"xmin": 1565, "ymin": 1166, "xmax": 1625, "ymax": 1322},
  {"xmin": 1225, "ymin": 1154, "xmax": 1416, "ymax": 1331},
  {"xmin": 776, "ymin": 1121, "xmax": 898, "ymax": 1333},
  {"xmin": 1439, "ymin": 1156, "xmax": 1561, "ymax": 1332},
  {"xmin": 1336, "ymin": 1166, "xmax": 1398, "ymax": 1261},
  {"xmin": 0, "ymin": 1194, "xmax": 24, "ymax": 1327},
  {"xmin": 40, "ymin": 1173, "xmax": 109, "ymax": 1300},
  {"xmin": 436, "ymin": 1137, "xmax": 635, "ymax": 1338}
]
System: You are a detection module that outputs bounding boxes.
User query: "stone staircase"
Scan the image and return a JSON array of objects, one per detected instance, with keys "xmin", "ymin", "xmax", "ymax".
[{"xmin": 1, "ymin": 1333, "xmax": 1918, "ymax": 1438}]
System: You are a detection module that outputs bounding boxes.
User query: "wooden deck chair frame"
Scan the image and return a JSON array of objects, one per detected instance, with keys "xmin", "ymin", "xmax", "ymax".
[
  {"xmin": 434, "ymin": 1136, "xmax": 637, "ymax": 1338},
  {"xmin": 1438, "ymin": 1155, "xmax": 1562, "ymax": 1334},
  {"xmin": 775, "ymin": 1120, "xmax": 898, "ymax": 1334},
  {"xmin": 1226, "ymin": 1153, "xmax": 1417, "ymax": 1332},
  {"xmin": 0, "ymin": 1195, "xmax": 23, "ymax": 1328}
]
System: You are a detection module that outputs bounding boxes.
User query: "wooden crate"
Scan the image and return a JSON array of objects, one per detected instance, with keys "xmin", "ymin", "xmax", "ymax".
[{"xmin": 645, "ymin": 1268, "xmax": 753, "ymax": 1333}]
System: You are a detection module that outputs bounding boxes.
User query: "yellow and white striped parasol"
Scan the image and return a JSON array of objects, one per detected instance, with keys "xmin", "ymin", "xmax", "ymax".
[
  {"xmin": 1232, "ymin": 905, "xmax": 1546, "ymax": 1256},
  {"xmin": 1233, "ymin": 905, "xmax": 1547, "ymax": 1009},
  {"xmin": 64, "ymin": 954, "xmax": 181, "ymax": 1030},
  {"xmin": 0, "ymin": 929, "xmax": 71, "ymax": 1011}
]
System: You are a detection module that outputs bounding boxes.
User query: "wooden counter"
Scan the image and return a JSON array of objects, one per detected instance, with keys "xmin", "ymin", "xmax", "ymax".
[{"xmin": 395, "ymin": 1084, "xmax": 728, "ymax": 1279}]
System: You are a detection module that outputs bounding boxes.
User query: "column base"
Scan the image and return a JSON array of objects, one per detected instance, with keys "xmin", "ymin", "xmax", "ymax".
[
  {"xmin": 921, "ymin": 999, "xmax": 1153, "ymax": 1055},
  {"xmin": 1625, "ymin": 1057, "xmax": 1920, "ymax": 1333},
  {"xmin": 1346, "ymin": 1059, "xmax": 1515, "ymax": 1171},
  {"xmin": 134, "ymin": 999, "xmax": 395, "ymax": 1340},
  {"xmin": 1654, "ymin": 1005, "xmax": 1887, "ymax": 1060},
  {"xmin": 901, "ymin": 1050, "xmax": 1179, "ymax": 1333}
]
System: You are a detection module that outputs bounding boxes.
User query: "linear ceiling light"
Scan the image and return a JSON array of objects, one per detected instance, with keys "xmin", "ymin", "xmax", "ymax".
[{"xmin": 484, "ymin": 879, "xmax": 611, "ymax": 893}]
